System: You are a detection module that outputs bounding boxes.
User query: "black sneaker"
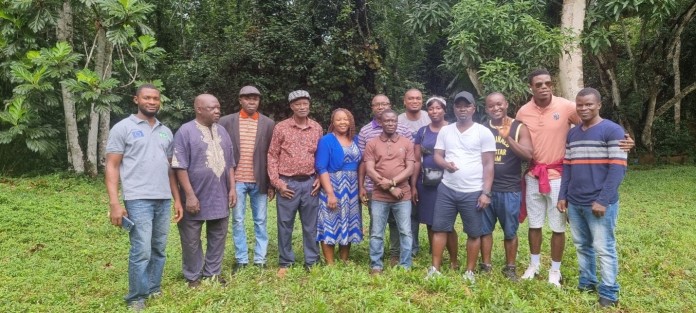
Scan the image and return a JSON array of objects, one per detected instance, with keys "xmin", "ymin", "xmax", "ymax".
[
  {"xmin": 232, "ymin": 263, "xmax": 248, "ymax": 274},
  {"xmin": 478, "ymin": 263, "xmax": 492, "ymax": 273},
  {"xmin": 254, "ymin": 263, "xmax": 267, "ymax": 269},
  {"xmin": 598, "ymin": 297, "xmax": 618, "ymax": 308},
  {"xmin": 502, "ymin": 265, "xmax": 518, "ymax": 282}
]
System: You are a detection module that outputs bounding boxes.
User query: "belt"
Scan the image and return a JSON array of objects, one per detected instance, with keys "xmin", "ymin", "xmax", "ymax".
[{"xmin": 280, "ymin": 174, "xmax": 314, "ymax": 182}]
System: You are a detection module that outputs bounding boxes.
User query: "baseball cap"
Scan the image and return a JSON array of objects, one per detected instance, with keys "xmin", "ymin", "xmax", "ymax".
[
  {"xmin": 454, "ymin": 91, "xmax": 475, "ymax": 105},
  {"xmin": 288, "ymin": 90, "xmax": 311, "ymax": 103}
]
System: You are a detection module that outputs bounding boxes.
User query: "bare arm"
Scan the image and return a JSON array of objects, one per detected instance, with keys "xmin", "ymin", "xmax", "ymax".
[
  {"xmin": 433, "ymin": 149, "xmax": 457, "ymax": 172},
  {"xmin": 168, "ymin": 159, "xmax": 183, "ymax": 223},
  {"xmin": 358, "ymin": 161, "xmax": 368, "ymax": 204},
  {"xmin": 175, "ymin": 169, "xmax": 200, "ymax": 215},
  {"xmin": 507, "ymin": 124, "xmax": 533, "ymax": 161},
  {"xmin": 318, "ymin": 172, "xmax": 338, "ymax": 209},
  {"xmin": 228, "ymin": 167, "xmax": 237, "ymax": 207},
  {"xmin": 392, "ymin": 160, "xmax": 414, "ymax": 186},
  {"xmin": 410, "ymin": 144, "xmax": 422, "ymax": 204},
  {"xmin": 478, "ymin": 151, "xmax": 495, "ymax": 209},
  {"xmin": 105, "ymin": 153, "xmax": 126, "ymax": 226},
  {"xmin": 365, "ymin": 160, "xmax": 382, "ymax": 183}
]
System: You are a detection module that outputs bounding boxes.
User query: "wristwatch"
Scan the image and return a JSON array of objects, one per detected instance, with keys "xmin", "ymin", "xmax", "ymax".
[{"xmin": 482, "ymin": 191, "xmax": 492, "ymax": 198}]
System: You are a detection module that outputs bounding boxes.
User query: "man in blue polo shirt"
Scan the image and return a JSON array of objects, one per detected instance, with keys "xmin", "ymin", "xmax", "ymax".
[{"xmin": 105, "ymin": 84, "xmax": 183, "ymax": 311}]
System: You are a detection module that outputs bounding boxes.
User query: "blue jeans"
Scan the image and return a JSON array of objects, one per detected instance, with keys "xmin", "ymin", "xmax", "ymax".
[
  {"xmin": 232, "ymin": 182, "xmax": 268, "ymax": 264},
  {"xmin": 568, "ymin": 202, "xmax": 620, "ymax": 302},
  {"xmin": 369, "ymin": 200, "xmax": 412, "ymax": 270},
  {"xmin": 123, "ymin": 199, "xmax": 171, "ymax": 303}
]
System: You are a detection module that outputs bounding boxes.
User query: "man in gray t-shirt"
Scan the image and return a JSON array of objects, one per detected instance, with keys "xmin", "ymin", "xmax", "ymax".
[
  {"xmin": 397, "ymin": 88, "xmax": 431, "ymax": 137},
  {"xmin": 105, "ymin": 84, "xmax": 182, "ymax": 311}
]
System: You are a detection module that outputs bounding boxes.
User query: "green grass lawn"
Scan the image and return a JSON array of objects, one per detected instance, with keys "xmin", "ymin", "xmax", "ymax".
[{"xmin": 1, "ymin": 166, "xmax": 695, "ymax": 312}]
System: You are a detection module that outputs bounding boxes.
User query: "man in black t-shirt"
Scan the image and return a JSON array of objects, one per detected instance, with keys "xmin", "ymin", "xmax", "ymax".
[{"xmin": 480, "ymin": 93, "xmax": 533, "ymax": 281}]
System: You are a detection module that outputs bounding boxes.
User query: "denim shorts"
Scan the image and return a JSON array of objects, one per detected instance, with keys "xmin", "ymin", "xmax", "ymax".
[
  {"xmin": 481, "ymin": 191, "xmax": 521, "ymax": 240},
  {"xmin": 431, "ymin": 184, "xmax": 483, "ymax": 238}
]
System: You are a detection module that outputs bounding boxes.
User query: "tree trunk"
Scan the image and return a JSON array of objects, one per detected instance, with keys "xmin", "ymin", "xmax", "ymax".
[
  {"xmin": 86, "ymin": 105, "xmax": 99, "ymax": 176},
  {"xmin": 56, "ymin": 1, "xmax": 85, "ymax": 173},
  {"xmin": 672, "ymin": 37, "xmax": 681, "ymax": 131},
  {"xmin": 87, "ymin": 24, "xmax": 113, "ymax": 176},
  {"xmin": 558, "ymin": 0, "xmax": 585, "ymax": 100},
  {"xmin": 641, "ymin": 76, "xmax": 662, "ymax": 152},
  {"xmin": 466, "ymin": 68, "xmax": 484, "ymax": 97},
  {"xmin": 97, "ymin": 42, "xmax": 113, "ymax": 170},
  {"xmin": 86, "ymin": 26, "xmax": 110, "ymax": 176}
]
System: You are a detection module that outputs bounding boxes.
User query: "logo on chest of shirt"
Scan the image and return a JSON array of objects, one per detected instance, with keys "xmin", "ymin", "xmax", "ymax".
[
  {"xmin": 159, "ymin": 131, "xmax": 170, "ymax": 139},
  {"xmin": 553, "ymin": 112, "xmax": 560, "ymax": 121},
  {"xmin": 131, "ymin": 130, "xmax": 144, "ymax": 139}
]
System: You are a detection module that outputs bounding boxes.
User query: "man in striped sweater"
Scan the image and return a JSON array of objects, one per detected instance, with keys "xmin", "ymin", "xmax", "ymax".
[{"xmin": 557, "ymin": 87, "xmax": 627, "ymax": 308}]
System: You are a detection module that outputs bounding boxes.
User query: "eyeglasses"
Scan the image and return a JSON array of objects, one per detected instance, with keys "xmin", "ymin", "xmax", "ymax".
[
  {"xmin": 372, "ymin": 102, "xmax": 390, "ymax": 108},
  {"xmin": 533, "ymin": 81, "xmax": 554, "ymax": 88}
]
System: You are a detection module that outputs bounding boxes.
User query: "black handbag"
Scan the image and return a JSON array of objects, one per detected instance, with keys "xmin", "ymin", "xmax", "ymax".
[
  {"xmin": 422, "ymin": 167, "xmax": 443, "ymax": 186},
  {"xmin": 418, "ymin": 127, "xmax": 444, "ymax": 186}
]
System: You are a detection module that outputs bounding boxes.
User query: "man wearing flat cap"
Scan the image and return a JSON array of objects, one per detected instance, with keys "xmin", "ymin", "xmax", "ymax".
[
  {"xmin": 219, "ymin": 86, "xmax": 276, "ymax": 273},
  {"xmin": 267, "ymin": 90, "xmax": 323, "ymax": 278}
]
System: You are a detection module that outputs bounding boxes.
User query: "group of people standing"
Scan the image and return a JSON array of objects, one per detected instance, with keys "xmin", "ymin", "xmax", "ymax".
[{"xmin": 106, "ymin": 68, "xmax": 631, "ymax": 311}]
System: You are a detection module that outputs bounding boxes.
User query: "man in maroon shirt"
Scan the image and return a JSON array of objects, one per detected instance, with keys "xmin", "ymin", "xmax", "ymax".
[
  {"xmin": 267, "ymin": 90, "xmax": 323, "ymax": 278},
  {"xmin": 364, "ymin": 110, "xmax": 416, "ymax": 274}
]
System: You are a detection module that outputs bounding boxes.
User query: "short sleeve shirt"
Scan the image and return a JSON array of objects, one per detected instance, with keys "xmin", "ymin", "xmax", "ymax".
[
  {"xmin": 516, "ymin": 96, "xmax": 581, "ymax": 179},
  {"xmin": 172, "ymin": 121, "xmax": 235, "ymax": 220},
  {"xmin": 434, "ymin": 123, "xmax": 496, "ymax": 193},
  {"xmin": 398, "ymin": 111, "xmax": 431, "ymax": 137},
  {"xmin": 363, "ymin": 135, "xmax": 415, "ymax": 202},
  {"xmin": 106, "ymin": 115, "xmax": 173, "ymax": 200},
  {"xmin": 357, "ymin": 120, "xmax": 414, "ymax": 192}
]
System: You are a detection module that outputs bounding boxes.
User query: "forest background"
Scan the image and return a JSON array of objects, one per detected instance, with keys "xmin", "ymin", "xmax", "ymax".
[{"xmin": 1, "ymin": 0, "xmax": 695, "ymax": 174}]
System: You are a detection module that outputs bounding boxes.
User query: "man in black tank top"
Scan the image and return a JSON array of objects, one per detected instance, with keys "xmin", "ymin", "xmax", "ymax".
[{"xmin": 480, "ymin": 93, "xmax": 533, "ymax": 281}]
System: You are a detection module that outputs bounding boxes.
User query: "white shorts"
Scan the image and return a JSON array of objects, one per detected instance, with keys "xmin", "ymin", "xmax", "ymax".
[{"xmin": 525, "ymin": 175, "xmax": 565, "ymax": 233}]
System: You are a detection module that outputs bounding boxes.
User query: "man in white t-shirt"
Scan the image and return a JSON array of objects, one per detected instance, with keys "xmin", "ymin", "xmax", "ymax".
[{"xmin": 426, "ymin": 91, "xmax": 495, "ymax": 283}]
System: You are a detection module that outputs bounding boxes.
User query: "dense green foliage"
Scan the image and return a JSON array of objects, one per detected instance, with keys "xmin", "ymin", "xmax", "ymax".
[
  {"xmin": 1, "ymin": 166, "xmax": 695, "ymax": 311},
  {"xmin": 1, "ymin": 0, "xmax": 696, "ymax": 174}
]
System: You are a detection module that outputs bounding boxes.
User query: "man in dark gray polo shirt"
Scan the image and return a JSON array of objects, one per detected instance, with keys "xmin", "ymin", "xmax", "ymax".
[{"xmin": 105, "ymin": 84, "xmax": 183, "ymax": 311}]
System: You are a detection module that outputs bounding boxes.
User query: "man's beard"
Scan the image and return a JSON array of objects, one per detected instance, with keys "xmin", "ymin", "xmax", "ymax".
[{"xmin": 139, "ymin": 108, "xmax": 158, "ymax": 117}]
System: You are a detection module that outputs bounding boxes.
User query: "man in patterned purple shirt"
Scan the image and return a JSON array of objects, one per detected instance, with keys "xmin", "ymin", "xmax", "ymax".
[{"xmin": 172, "ymin": 94, "xmax": 237, "ymax": 288}]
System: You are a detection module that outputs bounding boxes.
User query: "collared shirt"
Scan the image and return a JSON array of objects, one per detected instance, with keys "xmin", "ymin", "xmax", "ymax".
[
  {"xmin": 363, "ymin": 134, "xmax": 416, "ymax": 202},
  {"xmin": 357, "ymin": 119, "xmax": 413, "ymax": 192},
  {"xmin": 267, "ymin": 117, "xmax": 323, "ymax": 190},
  {"xmin": 236, "ymin": 111, "xmax": 258, "ymax": 182},
  {"xmin": 172, "ymin": 121, "xmax": 236, "ymax": 220},
  {"xmin": 516, "ymin": 96, "xmax": 581, "ymax": 180},
  {"xmin": 239, "ymin": 110, "xmax": 259, "ymax": 120},
  {"xmin": 106, "ymin": 114, "xmax": 173, "ymax": 200}
]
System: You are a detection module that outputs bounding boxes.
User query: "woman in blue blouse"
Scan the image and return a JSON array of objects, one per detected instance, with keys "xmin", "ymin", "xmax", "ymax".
[
  {"xmin": 414, "ymin": 97, "xmax": 459, "ymax": 269},
  {"xmin": 316, "ymin": 108, "xmax": 363, "ymax": 264}
]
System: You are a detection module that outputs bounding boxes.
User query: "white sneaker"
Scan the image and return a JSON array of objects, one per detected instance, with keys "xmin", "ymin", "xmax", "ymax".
[
  {"xmin": 425, "ymin": 266, "xmax": 441, "ymax": 280},
  {"xmin": 521, "ymin": 263, "xmax": 540, "ymax": 280},
  {"xmin": 548, "ymin": 269, "xmax": 562, "ymax": 287},
  {"xmin": 462, "ymin": 270, "xmax": 476, "ymax": 283}
]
